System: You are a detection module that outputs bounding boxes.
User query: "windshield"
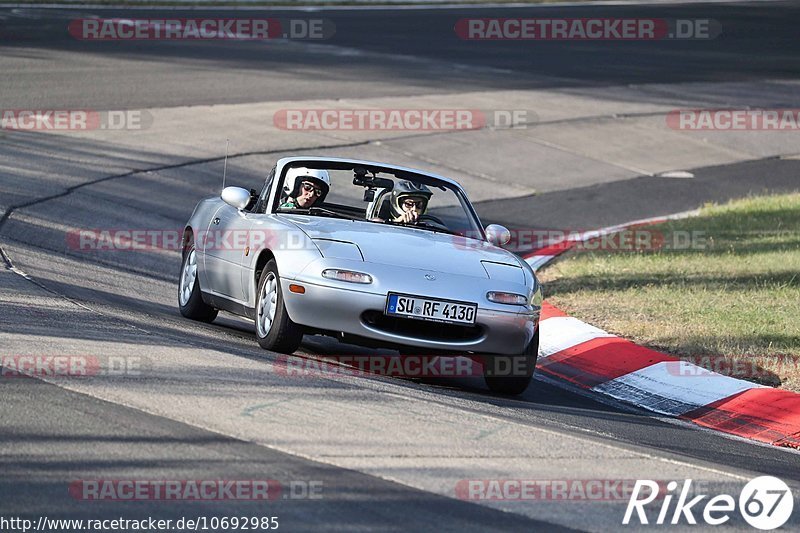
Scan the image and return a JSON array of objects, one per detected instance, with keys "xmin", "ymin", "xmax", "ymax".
[{"xmin": 273, "ymin": 164, "xmax": 484, "ymax": 239}]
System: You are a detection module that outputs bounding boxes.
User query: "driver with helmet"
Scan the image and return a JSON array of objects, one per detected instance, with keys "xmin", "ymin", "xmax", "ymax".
[
  {"xmin": 386, "ymin": 180, "xmax": 432, "ymax": 224},
  {"xmin": 280, "ymin": 167, "xmax": 331, "ymax": 209}
]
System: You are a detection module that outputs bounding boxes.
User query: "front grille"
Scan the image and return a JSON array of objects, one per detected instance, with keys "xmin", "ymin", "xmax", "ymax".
[{"xmin": 361, "ymin": 311, "xmax": 483, "ymax": 342}]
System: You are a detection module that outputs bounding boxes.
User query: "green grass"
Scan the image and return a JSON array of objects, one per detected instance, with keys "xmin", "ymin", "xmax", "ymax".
[{"xmin": 539, "ymin": 192, "xmax": 800, "ymax": 391}]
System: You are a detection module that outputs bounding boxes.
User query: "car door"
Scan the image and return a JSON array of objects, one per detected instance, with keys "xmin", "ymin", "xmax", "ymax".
[
  {"xmin": 203, "ymin": 203, "xmax": 251, "ymax": 301},
  {"xmin": 237, "ymin": 168, "xmax": 277, "ymax": 307},
  {"xmin": 204, "ymin": 168, "xmax": 276, "ymax": 303}
]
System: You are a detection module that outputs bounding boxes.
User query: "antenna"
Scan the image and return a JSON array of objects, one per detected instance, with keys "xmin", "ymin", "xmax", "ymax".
[{"xmin": 222, "ymin": 139, "xmax": 230, "ymax": 191}]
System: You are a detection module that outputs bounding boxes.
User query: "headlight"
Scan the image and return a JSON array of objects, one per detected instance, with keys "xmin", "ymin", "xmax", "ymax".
[
  {"xmin": 486, "ymin": 291, "xmax": 527, "ymax": 305},
  {"xmin": 322, "ymin": 269, "xmax": 373, "ymax": 284}
]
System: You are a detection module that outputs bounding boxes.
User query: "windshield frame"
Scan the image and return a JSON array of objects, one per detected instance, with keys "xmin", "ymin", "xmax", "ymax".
[{"xmin": 268, "ymin": 159, "xmax": 487, "ymax": 241}]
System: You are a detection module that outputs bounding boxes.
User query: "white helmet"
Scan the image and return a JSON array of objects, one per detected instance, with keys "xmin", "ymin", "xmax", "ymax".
[{"xmin": 283, "ymin": 167, "xmax": 331, "ymax": 203}]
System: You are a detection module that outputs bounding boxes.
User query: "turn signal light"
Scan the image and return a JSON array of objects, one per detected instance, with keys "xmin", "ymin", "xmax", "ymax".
[
  {"xmin": 322, "ymin": 269, "xmax": 373, "ymax": 284},
  {"xmin": 486, "ymin": 291, "xmax": 527, "ymax": 305},
  {"xmin": 289, "ymin": 284, "xmax": 306, "ymax": 294}
]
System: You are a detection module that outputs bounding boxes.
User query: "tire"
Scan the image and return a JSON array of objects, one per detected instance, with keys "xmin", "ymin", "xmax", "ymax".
[
  {"xmin": 483, "ymin": 328, "xmax": 539, "ymax": 395},
  {"xmin": 178, "ymin": 243, "xmax": 218, "ymax": 323},
  {"xmin": 255, "ymin": 259, "xmax": 304, "ymax": 353}
]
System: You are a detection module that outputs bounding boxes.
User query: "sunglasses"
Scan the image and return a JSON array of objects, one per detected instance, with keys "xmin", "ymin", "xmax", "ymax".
[
  {"xmin": 301, "ymin": 182, "xmax": 324, "ymax": 196},
  {"xmin": 402, "ymin": 199, "xmax": 425, "ymax": 209}
]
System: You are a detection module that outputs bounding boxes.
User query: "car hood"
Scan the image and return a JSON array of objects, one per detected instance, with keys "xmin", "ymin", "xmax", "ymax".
[{"xmin": 280, "ymin": 215, "xmax": 522, "ymax": 278}]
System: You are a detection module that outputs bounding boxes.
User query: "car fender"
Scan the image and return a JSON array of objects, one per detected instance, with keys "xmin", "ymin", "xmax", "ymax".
[
  {"xmin": 241, "ymin": 216, "xmax": 323, "ymax": 309},
  {"xmin": 183, "ymin": 197, "xmax": 222, "ymax": 290}
]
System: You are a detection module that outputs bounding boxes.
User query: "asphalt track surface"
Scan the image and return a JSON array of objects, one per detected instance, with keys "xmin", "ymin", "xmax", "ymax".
[
  {"xmin": 1, "ymin": 2, "xmax": 799, "ymax": 108},
  {"xmin": 2, "ymin": 2, "xmax": 800, "ymax": 532}
]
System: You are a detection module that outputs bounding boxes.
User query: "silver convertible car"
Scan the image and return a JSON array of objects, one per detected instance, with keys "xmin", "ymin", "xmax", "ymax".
[{"xmin": 179, "ymin": 156, "xmax": 542, "ymax": 394}]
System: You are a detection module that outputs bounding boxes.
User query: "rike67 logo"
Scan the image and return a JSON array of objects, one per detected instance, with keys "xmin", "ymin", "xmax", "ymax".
[{"xmin": 624, "ymin": 477, "xmax": 794, "ymax": 529}]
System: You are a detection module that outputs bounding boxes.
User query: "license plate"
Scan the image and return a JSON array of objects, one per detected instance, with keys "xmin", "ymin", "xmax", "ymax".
[{"xmin": 385, "ymin": 293, "xmax": 477, "ymax": 325}]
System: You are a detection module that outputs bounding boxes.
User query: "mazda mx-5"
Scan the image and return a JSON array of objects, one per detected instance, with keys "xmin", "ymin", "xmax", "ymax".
[{"xmin": 179, "ymin": 156, "xmax": 542, "ymax": 394}]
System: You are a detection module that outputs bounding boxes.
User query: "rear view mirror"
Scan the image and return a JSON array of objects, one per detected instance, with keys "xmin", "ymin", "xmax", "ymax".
[{"xmin": 353, "ymin": 168, "xmax": 394, "ymax": 190}]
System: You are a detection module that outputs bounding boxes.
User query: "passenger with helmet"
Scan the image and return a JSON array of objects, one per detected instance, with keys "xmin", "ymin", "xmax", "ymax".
[
  {"xmin": 386, "ymin": 180, "xmax": 432, "ymax": 224},
  {"xmin": 279, "ymin": 167, "xmax": 331, "ymax": 209}
]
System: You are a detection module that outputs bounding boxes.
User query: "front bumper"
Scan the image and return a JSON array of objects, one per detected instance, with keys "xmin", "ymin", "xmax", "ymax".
[{"xmin": 281, "ymin": 261, "xmax": 538, "ymax": 354}]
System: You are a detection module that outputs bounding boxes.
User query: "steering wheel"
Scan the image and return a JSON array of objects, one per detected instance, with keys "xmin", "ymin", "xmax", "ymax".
[{"xmin": 418, "ymin": 214, "xmax": 448, "ymax": 229}]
